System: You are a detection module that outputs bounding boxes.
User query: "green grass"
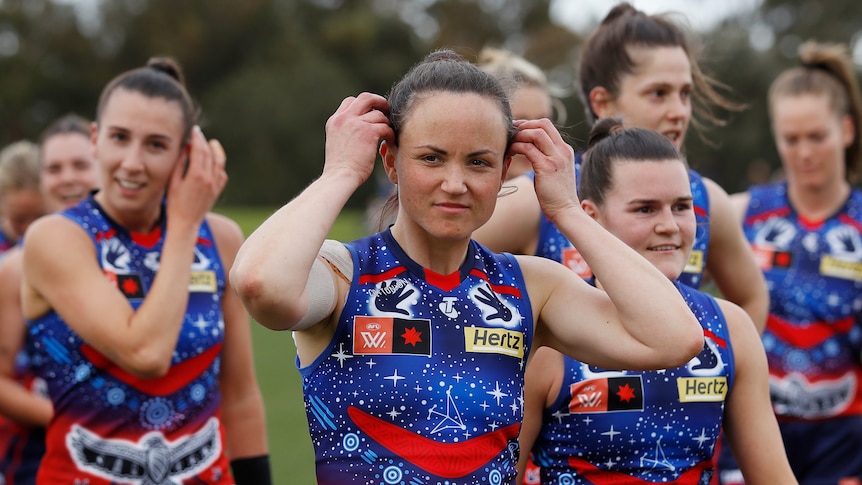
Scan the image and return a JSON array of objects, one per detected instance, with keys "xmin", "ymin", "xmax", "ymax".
[{"xmin": 214, "ymin": 205, "xmax": 366, "ymax": 484}]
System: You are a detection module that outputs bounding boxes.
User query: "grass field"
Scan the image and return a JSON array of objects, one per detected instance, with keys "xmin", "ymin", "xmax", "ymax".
[{"xmin": 214, "ymin": 205, "xmax": 367, "ymax": 485}]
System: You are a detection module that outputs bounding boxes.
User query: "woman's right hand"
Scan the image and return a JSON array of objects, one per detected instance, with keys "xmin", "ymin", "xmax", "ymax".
[
  {"xmin": 167, "ymin": 126, "xmax": 228, "ymax": 227},
  {"xmin": 323, "ymin": 93, "xmax": 393, "ymax": 187}
]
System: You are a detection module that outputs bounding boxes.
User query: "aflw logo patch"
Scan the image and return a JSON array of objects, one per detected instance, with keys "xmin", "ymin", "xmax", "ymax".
[
  {"xmin": 352, "ymin": 316, "xmax": 431, "ymax": 356},
  {"xmin": 569, "ymin": 376, "xmax": 644, "ymax": 413},
  {"xmin": 104, "ymin": 271, "xmax": 145, "ymax": 299}
]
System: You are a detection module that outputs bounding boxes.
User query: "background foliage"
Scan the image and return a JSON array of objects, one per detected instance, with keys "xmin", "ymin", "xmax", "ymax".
[{"xmin": 6, "ymin": 0, "xmax": 859, "ymax": 207}]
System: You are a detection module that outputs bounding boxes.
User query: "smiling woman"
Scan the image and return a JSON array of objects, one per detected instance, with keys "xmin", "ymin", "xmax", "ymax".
[{"xmin": 19, "ymin": 57, "xmax": 271, "ymax": 484}]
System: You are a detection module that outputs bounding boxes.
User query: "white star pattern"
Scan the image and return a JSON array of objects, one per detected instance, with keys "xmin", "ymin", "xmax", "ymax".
[
  {"xmin": 487, "ymin": 381, "xmax": 508, "ymax": 405},
  {"xmin": 191, "ymin": 314, "xmax": 209, "ymax": 332},
  {"xmin": 332, "ymin": 343, "xmax": 353, "ymax": 368},
  {"xmin": 384, "ymin": 369, "xmax": 405, "ymax": 387},
  {"xmin": 602, "ymin": 425, "xmax": 620, "ymax": 441},
  {"xmin": 692, "ymin": 428, "xmax": 710, "ymax": 448}
]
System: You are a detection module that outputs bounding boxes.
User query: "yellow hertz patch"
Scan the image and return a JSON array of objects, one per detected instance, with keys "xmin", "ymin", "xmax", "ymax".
[
  {"xmin": 683, "ymin": 250, "xmax": 704, "ymax": 274},
  {"xmin": 464, "ymin": 327, "xmax": 524, "ymax": 358},
  {"xmin": 820, "ymin": 255, "xmax": 862, "ymax": 281},
  {"xmin": 189, "ymin": 270, "xmax": 217, "ymax": 292},
  {"xmin": 677, "ymin": 377, "xmax": 728, "ymax": 402}
]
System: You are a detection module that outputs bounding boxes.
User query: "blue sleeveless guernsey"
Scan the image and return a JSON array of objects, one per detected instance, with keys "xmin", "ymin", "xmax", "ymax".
[
  {"xmin": 534, "ymin": 152, "xmax": 711, "ymax": 288},
  {"xmin": 533, "ymin": 281, "xmax": 734, "ymax": 484},
  {"xmin": 302, "ymin": 229, "xmax": 534, "ymax": 484},
  {"xmin": 717, "ymin": 182, "xmax": 862, "ymax": 484},
  {"xmin": 26, "ymin": 196, "xmax": 233, "ymax": 484}
]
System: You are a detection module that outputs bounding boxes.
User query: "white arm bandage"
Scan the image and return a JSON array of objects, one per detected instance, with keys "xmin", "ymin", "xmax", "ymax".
[{"xmin": 292, "ymin": 239, "xmax": 353, "ymax": 331}]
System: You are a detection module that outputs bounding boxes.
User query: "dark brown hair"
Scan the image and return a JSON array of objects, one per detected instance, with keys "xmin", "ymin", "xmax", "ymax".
[
  {"xmin": 378, "ymin": 49, "xmax": 518, "ymax": 227},
  {"xmin": 95, "ymin": 57, "xmax": 198, "ymax": 142},
  {"xmin": 578, "ymin": 3, "xmax": 742, "ymax": 139},
  {"xmin": 579, "ymin": 117, "xmax": 687, "ymax": 206}
]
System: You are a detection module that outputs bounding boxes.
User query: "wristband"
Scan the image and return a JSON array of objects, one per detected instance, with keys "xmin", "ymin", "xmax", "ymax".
[{"xmin": 230, "ymin": 454, "xmax": 272, "ymax": 485}]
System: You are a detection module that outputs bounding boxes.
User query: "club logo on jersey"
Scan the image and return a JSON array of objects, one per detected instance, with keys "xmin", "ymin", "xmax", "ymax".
[
  {"xmin": 753, "ymin": 217, "xmax": 797, "ymax": 250},
  {"xmin": 101, "ymin": 237, "xmax": 132, "ymax": 272},
  {"xmin": 820, "ymin": 225, "xmax": 862, "ymax": 280},
  {"xmin": 568, "ymin": 376, "xmax": 643, "ymax": 413},
  {"xmin": 67, "ymin": 417, "xmax": 221, "ymax": 484},
  {"xmin": 144, "ymin": 246, "xmax": 213, "ymax": 273},
  {"xmin": 470, "ymin": 283, "xmax": 519, "ymax": 328},
  {"xmin": 464, "ymin": 327, "xmax": 524, "ymax": 358},
  {"xmin": 371, "ymin": 279, "xmax": 418, "ymax": 316},
  {"xmin": 580, "ymin": 364, "xmax": 628, "ymax": 380},
  {"xmin": 683, "ymin": 249, "xmax": 704, "ymax": 274},
  {"xmin": 104, "ymin": 272, "xmax": 146, "ymax": 299},
  {"xmin": 352, "ymin": 316, "xmax": 431, "ymax": 356},
  {"xmin": 677, "ymin": 377, "xmax": 728, "ymax": 402},
  {"xmin": 561, "ymin": 248, "xmax": 592, "ymax": 279},
  {"xmin": 686, "ymin": 333, "xmax": 726, "ymax": 377},
  {"xmin": 770, "ymin": 372, "xmax": 855, "ymax": 419},
  {"xmin": 439, "ymin": 296, "xmax": 460, "ymax": 319}
]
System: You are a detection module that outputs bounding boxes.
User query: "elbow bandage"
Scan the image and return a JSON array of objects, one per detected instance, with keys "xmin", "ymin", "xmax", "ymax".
[{"xmin": 292, "ymin": 240, "xmax": 353, "ymax": 331}]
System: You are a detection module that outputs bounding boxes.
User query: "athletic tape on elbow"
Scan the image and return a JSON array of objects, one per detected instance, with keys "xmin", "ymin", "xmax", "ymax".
[{"xmin": 293, "ymin": 257, "xmax": 337, "ymax": 330}]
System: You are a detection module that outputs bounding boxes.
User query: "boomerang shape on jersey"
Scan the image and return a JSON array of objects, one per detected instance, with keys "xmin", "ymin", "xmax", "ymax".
[
  {"xmin": 567, "ymin": 455, "xmax": 712, "ymax": 485},
  {"xmin": 67, "ymin": 418, "xmax": 221, "ymax": 485},
  {"xmin": 348, "ymin": 406, "xmax": 520, "ymax": 478}
]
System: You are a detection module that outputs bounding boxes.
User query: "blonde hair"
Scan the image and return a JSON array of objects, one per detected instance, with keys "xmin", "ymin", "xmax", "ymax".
[
  {"xmin": 478, "ymin": 47, "xmax": 568, "ymax": 124},
  {"xmin": 0, "ymin": 140, "xmax": 41, "ymax": 197}
]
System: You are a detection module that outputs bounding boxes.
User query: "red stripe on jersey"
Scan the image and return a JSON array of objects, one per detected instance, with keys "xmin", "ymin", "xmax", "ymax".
[
  {"xmin": 768, "ymin": 314, "xmax": 854, "ymax": 349},
  {"xmin": 348, "ymin": 406, "xmax": 520, "ymax": 478},
  {"xmin": 359, "ymin": 266, "xmax": 407, "ymax": 285},
  {"xmin": 567, "ymin": 455, "xmax": 713, "ymax": 484},
  {"xmin": 130, "ymin": 226, "xmax": 162, "ymax": 248},
  {"xmin": 80, "ymin": 342, "xmax": 222, "ymax": 396},
  {"xmin": 703, "ymin": 328, "xmax": 727, "ymax": 348},
  {"xmin": 470, "ymin": 269, "xmax": 523, "ymax": 298}
]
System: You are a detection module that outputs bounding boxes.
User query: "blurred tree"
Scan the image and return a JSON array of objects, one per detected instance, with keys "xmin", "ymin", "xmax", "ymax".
[{"xmin": 2, "ymin": 0, "xmax": 856, "ymax": 205}]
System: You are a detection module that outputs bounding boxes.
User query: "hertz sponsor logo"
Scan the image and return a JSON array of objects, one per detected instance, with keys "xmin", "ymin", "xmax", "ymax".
[
  {"xmin": 820, "ymin": 255, "xmax": 862, "ymax": 281},
  {"xmin": 464, "ymin": 327, "xmax": 523, "ymax": 358},
  {"xmin": 189, "ymin": 270, "xmax": 217, "ymax": 292},
  {"xmin": 683, "ymin": 250, "xmax": 704, "ymax": 274},
  {"xmin": 677, "ymin": 377, "xmax": 728, "ymax": 402}
]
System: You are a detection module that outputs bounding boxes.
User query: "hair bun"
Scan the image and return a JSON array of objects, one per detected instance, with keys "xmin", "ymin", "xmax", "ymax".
[
  {"xmin": 146, "ymin": 56, "xmax": 186, "ymax": 86},
  {"xmin": 587, "ymin": 117, "xmax": 625, "ymax": 150}
]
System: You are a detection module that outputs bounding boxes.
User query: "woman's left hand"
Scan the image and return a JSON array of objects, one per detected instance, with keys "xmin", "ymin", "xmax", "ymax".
[{"xmin": 510, "ymin": 118, "xmax": 578, "ymax": 221}]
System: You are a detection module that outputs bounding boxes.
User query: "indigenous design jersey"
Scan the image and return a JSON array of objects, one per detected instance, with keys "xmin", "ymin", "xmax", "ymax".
[
  {"xmin": 26, "ymin": 196, "xmax": 231, "ymax": 484},
  {"xmin": 0, "ymin": 239, "xmax": 47, "ymax": 484},
  {"xmin": 535, "ymin": 153, "xmax": 710, "ymax": 288},
  {"xmin": 301, "ymin": 230, "xmax": 534, "ymax": 485},
  {"xmin": 0, "ymin": 352, "xmax": 47, "ymax": 484},
  {"xmin": 533, "ymin": 282, "xmax": 733, "ymax": 484},
  {"xmin": 743, "ymin": 183, "xmax": 862, "ymax": 420}
]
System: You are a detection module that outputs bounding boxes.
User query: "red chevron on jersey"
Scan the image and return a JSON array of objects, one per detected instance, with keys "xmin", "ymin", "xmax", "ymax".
[
  {"xmin": 80, "ymin": 342, "xmax": 222, "ymax": 396},
  {"xmin": 469, "ymin": 269, "xmax": 523, "ymax": 297},
  {"xmin": 359, "ymin": 266, "xmax": 408, "ymax": 285},
  {"xmin": 567, "ymin": 455, "xmax": 712, "ymax": 484},
  {"xmin": 348, "ymin": 406, "xmax": 520, "ymax": 478},
  {"xmin": 768, "ymin": 314, "xmax": 854, "ymax": 349}
]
